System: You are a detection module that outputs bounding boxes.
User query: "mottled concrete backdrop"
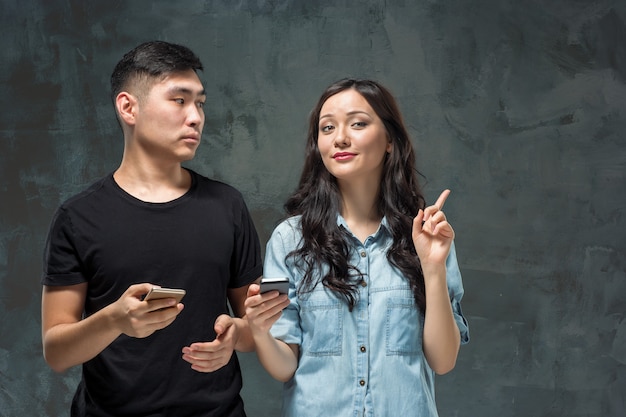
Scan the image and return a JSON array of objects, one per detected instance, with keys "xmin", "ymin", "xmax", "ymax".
[{"xmin": 1, "ymin": 0, "xmax": 625, "ymax": 416}]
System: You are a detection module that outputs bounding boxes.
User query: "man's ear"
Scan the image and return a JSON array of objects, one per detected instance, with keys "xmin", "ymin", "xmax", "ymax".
[{"xmin": 115, "ymin": 92, "xmax": 138, "ymax": 126}]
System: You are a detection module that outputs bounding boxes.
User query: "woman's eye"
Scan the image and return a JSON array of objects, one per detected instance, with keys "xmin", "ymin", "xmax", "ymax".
[
  {"xmin": 352, "ymin": 121, "xmax": 367, "ymax": 128},
  {"xmin": 320, "ymin": 125, "xmax": 334, "ymax": 133},
  {"xmin": 174, "ymin": 98, "xmax": 185, "ymax": 104},
  {"xmin": 198, "ymin": 101, "xmax": 205, "ymax": 108}
]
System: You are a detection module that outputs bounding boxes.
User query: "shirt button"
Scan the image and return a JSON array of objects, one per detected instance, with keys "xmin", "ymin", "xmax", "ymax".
[
  {"xmin": 360, "ymin": 251, "xmax": 366, "ymax": 257},
  {"xmin": 359, "ymin": 380, "xmax": 366, "ymax": 386},
  {"xmin": 360, "ymin": 280, "xmax": 367, "ymax": 287},
  {"xmin": 360, "ymin": 345, "xmax": 366, "ymax": 352}
]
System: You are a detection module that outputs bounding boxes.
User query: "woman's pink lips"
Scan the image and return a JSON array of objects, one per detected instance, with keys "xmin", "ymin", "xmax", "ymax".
[{"xmin": 332, "ymin": 152, "xmax": 356, "ymax": 160}]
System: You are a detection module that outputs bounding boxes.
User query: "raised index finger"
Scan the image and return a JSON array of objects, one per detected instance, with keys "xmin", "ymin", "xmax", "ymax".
[{"xmin": 433, "ymin": 189, "xmax": 451, "ymax": 210}]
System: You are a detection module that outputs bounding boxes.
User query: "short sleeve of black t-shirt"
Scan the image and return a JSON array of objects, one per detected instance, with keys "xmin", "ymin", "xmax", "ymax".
[{"xmin": 42, "ymin": 169, "xmax": 262, "ymax": 417}]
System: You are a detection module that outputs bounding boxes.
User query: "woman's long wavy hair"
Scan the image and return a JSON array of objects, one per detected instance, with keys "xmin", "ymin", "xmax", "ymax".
[{"xmin": 284, "ymin": 78, "xmax": 428, "ymax": 312}]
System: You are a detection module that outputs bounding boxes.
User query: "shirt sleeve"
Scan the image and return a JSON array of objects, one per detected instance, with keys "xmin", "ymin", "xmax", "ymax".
[
  {"xmin": 266, "ymin": 219, "xmax": 303, "ymax": 346},
  {"xmin": 41, "ymin": 206, "xmax": 87, "ymax": 286},
  {"xmin": 446, "ymin": 241, "xmax": 470, "ymax": 344},
  {"xmin": 229, "ymin": 196, "xmax": 263, "ymax": 288}
]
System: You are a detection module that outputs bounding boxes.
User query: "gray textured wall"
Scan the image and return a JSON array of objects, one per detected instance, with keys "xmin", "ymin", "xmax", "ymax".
[{"xmin": 1, "ymin": 0, "xmax": 625, "ymax": 416}]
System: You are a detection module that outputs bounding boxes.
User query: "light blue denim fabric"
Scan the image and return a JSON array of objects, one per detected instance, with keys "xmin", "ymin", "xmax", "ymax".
[{"xmin": 267, "ymin": 215, "xmax": 469, "ymax": 417}]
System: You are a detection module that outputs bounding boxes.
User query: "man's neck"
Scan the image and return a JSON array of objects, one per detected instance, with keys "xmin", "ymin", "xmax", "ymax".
[{"xmin": 113, "ymin": 159, "xmax": 192, "ymax": 203}]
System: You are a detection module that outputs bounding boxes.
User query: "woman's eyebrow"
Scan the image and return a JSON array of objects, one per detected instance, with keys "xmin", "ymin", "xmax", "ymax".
[
  {"xmin": 346, "ymin": 110, "xmax": 371, "ymax": 117},
  {"xmin": 320, "ymin": 110, "xmax": 371, "ymax": 120}
]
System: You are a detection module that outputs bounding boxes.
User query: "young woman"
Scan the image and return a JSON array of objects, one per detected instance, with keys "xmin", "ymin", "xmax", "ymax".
[{"xmin": 245, "ymin": 79, "xmax": 469, "ymax": 416}]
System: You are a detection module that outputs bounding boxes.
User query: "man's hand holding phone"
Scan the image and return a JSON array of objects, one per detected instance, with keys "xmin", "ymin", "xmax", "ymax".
[{"xmin": 112, "ymin": 284, "xmax": 185, "ymax": 339}]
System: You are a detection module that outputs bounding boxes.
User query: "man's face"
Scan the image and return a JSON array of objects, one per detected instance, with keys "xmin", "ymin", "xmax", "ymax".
[{"xmin": 132, "ymin": 69, "xmax": 206, "ymax": 163}]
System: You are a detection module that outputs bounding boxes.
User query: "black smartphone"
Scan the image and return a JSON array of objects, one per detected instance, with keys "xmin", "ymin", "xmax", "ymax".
[
  {"xmin": 259, "ymin": 277, "xmax": 289, "ymax": 294},
  {"xmin": 143, "ymin": 287, "xmax": 186, "ymax": 303}
]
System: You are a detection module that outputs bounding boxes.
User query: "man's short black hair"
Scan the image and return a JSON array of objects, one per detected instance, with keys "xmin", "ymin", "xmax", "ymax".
[{"xmin": 110, "ymin": 41, "xmax": 203, "ymax": 103}]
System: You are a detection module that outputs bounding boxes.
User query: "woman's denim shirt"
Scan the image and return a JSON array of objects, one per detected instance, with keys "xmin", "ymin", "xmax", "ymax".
[{"xmin": 266, "ymin": 215, "xmax": 469, "ymax": 417}]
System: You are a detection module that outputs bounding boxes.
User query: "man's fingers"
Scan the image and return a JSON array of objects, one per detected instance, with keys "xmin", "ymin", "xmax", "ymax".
[{"xmin": 213, "ymin": 314, "xmax": 234, "ymax": 337}]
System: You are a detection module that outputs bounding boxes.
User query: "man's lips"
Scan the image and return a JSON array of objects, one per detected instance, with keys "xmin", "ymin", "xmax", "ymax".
[{"xmin": 182, "ymin": 133, "xmax": 200, "ymax": 142}]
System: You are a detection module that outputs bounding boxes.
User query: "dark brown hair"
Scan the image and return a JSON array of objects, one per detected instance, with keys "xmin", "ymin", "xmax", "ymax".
[{"xmin": 285, "ymin": 78, "xmax": 427, "ymax": 312}]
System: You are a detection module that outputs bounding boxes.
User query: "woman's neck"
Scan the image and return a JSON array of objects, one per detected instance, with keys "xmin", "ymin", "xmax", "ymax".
[{"xmin": 338, "ymin": 179, "xmax": 382, "ymax": 243}]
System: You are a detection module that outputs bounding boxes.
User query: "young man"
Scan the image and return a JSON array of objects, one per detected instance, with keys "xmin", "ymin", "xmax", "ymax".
[{"xmin": 41, "ymin": 41, "xmax": 262, "ymax": 416}]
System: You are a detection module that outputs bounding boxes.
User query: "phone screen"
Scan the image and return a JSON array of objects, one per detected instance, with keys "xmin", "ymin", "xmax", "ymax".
[
  {"xmin": 143, "ymin": 287, "xmax": 186, "ymax": 302},
  {"xmin": 259, "ymin": 277, "xmax": 289, "ymax": 294}
]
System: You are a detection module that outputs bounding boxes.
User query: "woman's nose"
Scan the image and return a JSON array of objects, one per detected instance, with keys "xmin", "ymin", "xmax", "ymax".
[{"xmin": 334, "ymin": 126, "xmax": 350, "ymax": 147}]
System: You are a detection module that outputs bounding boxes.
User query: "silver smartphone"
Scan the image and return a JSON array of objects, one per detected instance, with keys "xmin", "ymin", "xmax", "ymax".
[
  {"xmin": 259, "ymin": 277, "xmax": 289, "ymax": 294},
  {"xmin": 143, "ymin": 287, "xmax": 186, "ymax": 303}
]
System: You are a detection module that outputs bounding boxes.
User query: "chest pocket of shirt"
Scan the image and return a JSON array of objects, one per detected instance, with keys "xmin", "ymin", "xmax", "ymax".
[
  {"xmin": 386, "ymin": 297, "xmax": 423, "ymax": 355},
  {"xmin": 300, "ymin": 298, "xmax": 343, "ymax": 356}
]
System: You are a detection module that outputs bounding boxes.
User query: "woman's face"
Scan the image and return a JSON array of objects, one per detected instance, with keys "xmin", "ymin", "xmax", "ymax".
[{"xmin": 317, "ymin": 89, "xmax": 392, "ymax": 185}]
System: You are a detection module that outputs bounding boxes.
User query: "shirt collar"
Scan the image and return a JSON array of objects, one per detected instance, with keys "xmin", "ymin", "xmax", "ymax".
[{"xmin": 336, "ymin": 213, "xmax": 391, "ymax": 240}]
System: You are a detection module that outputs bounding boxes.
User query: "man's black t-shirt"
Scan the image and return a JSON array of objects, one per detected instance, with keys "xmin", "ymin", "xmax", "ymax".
[{"xmin": 42, "ymin": 169, "xmax": 263, "ymax": 417}]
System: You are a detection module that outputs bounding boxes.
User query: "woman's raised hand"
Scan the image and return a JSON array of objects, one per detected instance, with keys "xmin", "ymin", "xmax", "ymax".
[{"xmin": 412, "ymin": 189, "xmax": 455, "ymax": 271}]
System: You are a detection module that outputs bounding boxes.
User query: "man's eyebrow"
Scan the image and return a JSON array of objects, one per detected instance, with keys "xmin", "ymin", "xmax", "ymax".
[{"xmin": 167, "ymin": 86, "xmax": 206, "ymax": 97}]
